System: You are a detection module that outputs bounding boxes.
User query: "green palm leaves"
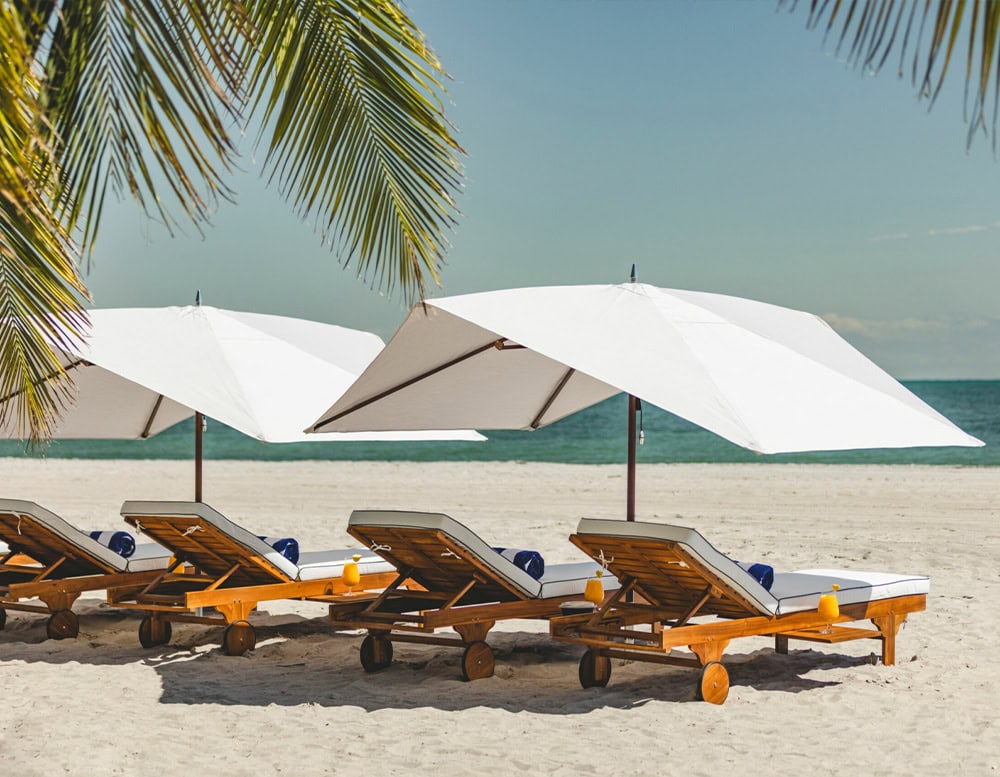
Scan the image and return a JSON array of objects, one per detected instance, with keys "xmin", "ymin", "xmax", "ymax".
[
  {"xmin": 0, "ymin": 0, "xmax": 463, "ymax": 442},
  {"xmin": 785, "ymin": 0, "xmax": 1000, "ymax": 150}
]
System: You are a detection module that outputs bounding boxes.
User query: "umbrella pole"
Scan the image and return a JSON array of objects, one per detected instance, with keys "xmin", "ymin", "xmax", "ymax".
[
  {"xmin": 195, "ymin": 411, "xmax": 203, "ymax": 503},
  {"xmin": 627, "ymin": 394, "xmax": 637, "ymax": 521}
]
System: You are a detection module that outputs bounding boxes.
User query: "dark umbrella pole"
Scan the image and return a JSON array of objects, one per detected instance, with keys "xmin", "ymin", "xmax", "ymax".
[
  {"xmin": 195, "ymin": 411, "xmax": 203, "ymax": 502},
  {"xmin": 627, "ymin": 394, "xmax": 637, "ymax": 521}
]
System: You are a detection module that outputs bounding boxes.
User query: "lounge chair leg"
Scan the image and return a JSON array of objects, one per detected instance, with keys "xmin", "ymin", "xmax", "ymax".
[
  {"xmin": 221, "ymin": 620, "xmax": 256, "ymax": 656},
  {"xmin": 360, "ymin": 632, "xmax": 393, "ymax": 673},
  {"xmin": 45, "ymin": 609, "xmax": 79, "ymax": 640},
  {"xmin": 775, "ymin": 634, "xmax": 789, "ymax": 655},
  {"xmin": 578, "ymin": 650, "xmax": 611, "ymax": 689},
  {"xmin": 460, "ymin": 641, "xmax": 495, "ymax": 681},
  {"xmin": 0, "ymin": 607, "xmax": 6, "ymax": 630},
  {"xmin": 871, "ymin": 613, "xmax": 905, "ymax": 666},
  {"xmin": 138, "ymin": 615, "xmax": 172, "ymax": 648}
]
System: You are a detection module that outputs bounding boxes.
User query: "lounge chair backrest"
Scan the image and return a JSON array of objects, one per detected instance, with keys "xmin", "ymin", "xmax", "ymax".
[
  {"xmin": 573, "ymin": 518, "xmax": 779, "ymax": 617},
  {"xmin": 120, "ymin": 501, "xmax": 299, "ymax": 585},
  {"xmin": 347, "ymin": 510, "xmax": 542, "ymax": 600},
  {"xmin": 0, "ymin": 499, "xmax": 127, "ymax": 576}
]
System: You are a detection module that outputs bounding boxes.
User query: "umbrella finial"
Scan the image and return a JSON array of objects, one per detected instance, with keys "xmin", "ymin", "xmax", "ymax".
[
  {"xmin": 195, "ymin": 290, "xmax": 202, "ymax": 306},
  {"xmin": 630, "ymin": 264, "xmax": 637, "ymax": 283}
]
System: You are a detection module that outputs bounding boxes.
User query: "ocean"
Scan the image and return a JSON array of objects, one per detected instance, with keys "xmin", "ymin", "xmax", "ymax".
[{"xmin": 2, "ymin": 380, "xmax": 998, "ymax": 466}]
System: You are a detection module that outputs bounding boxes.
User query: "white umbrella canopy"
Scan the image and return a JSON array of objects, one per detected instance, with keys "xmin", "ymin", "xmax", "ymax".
[
  {"xmin": 310, "ymin": 282, "xmax": 982, "ymax": 517},
  {"xmin": 1, "ymin": 304, "xmax": 482, "ymax": 498}
]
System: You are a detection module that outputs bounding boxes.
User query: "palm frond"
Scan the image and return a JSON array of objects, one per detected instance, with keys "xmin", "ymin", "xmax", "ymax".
[
  {"xmin": 0, "ymin": 6, "xmax": 89, "ymax": 441},
  {"xmin": 244, "ymin": 0, "xmax": 464, "ymax": 301},
  {"xmin": 27, "ymin": 0, "xmax": 252, "ymax": 253},
  {"xmin": 782, "ymin": 0, "xmax": 1000, "ymax": 150}
]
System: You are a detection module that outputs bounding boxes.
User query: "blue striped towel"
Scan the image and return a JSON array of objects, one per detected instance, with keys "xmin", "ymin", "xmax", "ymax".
[
  {"xmin": 737, "ymin": 561, "xmax": 774, "ymax": 590},
  {"xmin": 259, "ymin": 536, "xmax": 299, "ymax": 564},
  {"xmin": 89, "ymin": 530, "xmax": 136, "ymax": 559},
  {"xmin": 493, "ymin": 547, "xmax": 545, "ymax": 580}
]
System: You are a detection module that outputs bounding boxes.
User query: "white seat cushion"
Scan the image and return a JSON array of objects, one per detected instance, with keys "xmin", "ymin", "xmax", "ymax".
[
  {"xmin": 537, "ymin": 561, "xmax": 620, "ymax": 599},
  {"xmin": 771, "ymin": 569, "xmax": 930, "ymax": 615},
  {"xmin": 295, "ymin": 549, "xmax": 396, "ymax": 582}
]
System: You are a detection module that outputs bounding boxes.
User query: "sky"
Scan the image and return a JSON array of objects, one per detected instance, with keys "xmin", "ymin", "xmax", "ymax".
[{"xmin": 87, "ymin": 1, "xmax": 1000, "ymax": 379}]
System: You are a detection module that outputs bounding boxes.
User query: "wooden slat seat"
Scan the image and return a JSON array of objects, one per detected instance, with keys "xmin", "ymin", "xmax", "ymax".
[{"xmin": 549, "ymin": 518, "xmax": 928, "ymax": 705}]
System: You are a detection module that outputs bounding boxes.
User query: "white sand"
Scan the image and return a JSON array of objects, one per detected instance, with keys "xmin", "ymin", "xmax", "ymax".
[{"xmin": 1, "ymin": 458, "xmax": 997, "ymax": 775}]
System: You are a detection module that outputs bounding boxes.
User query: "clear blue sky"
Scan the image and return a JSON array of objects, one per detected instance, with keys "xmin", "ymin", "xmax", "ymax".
[{"xmin": 88, "ymin": 1, "xmax": 1000, "ymax": 379}]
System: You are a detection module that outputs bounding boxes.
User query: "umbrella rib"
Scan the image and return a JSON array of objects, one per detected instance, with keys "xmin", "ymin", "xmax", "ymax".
[
  {"xmin": 140, "ymin": 395, "xmax": 166, "ymax": 439},
  {"xmin": 313, "ymin": 339, "xmax": 505, "ymax": 431},
  {"xmin": 0, "ymin": 359, "xmax": 89, "ymax": 404},
  {"xmin": 530, "ymin": 368, "xmax": 576, "ymax": 429}
]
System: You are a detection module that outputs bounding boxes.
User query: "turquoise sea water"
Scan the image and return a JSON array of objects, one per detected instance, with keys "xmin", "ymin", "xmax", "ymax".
[{"xmin": 2, "ymin": 381, "xmax": 998, "ymax": 466}]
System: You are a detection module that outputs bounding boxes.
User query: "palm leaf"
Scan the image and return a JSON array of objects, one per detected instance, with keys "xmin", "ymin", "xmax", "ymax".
[
  {"xmin": 244, "ymin": 0, "xmax": 464, "ymax": 301},
  {"xmin": 0, "ymin": 6, "xmax": 89, "ymax": 441},
  {"xmin": 783, "ymin": 0, "xmax": 1000, "ymax": 150},
  {"xmin": 26, "ymin": 0, "xmax": 251, "ymax": 252}
]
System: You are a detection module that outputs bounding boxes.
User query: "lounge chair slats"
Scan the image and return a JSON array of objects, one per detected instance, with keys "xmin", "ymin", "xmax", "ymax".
[
  {"xmin": 550, "ymin": 517, "xmax": 929, "ymax": 705},
  {"xmin": 112, "ymin": 501, "xmax": 399, "ymax": 655},
  {"xmin": 330, "ymin": 510, "xmax": 618, "ymax": 681}
]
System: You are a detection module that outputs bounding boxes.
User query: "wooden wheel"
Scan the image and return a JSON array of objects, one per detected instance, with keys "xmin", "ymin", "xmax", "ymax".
[
  {"xmin": 0, "ymin": 607, "xmax": 7, "ymax": 630},
  {"xmin": 45, "ymin": 609, "xmax": 79, "ymax": 640},
  {"xmin": 359, "ymin": 633, "xmax": 393, "ymax": 673},
  {"xmin": 696, "ymin": 661, "xmax": 729, "ymax": 705},
  {"xmin": 578, "ymin": 650, "xmax": 612, "ymax": 688},
  {"xmin": 221, "ymin": 620, "xmax": 256, "ymax": 656},
  {"xmin": 460, "ymin": 640, "xmax": 495, "ymax": 681},
  {"xmin": 138, "ymin": 616, "xmax": 172, "ymax": 648}
]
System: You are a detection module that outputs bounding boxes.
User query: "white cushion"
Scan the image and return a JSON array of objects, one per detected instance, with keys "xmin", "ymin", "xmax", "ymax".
[
  {"xmin": 575, "ymin": 517, "xmax": 779, "ymax": 614},
  {"xmin": 295, "ymin": 549, "xmax": 396, "ymax": 582},
  {"xmin": 348, "ymin": 510, "xmax": 547, "ymax": 598},
  {"xmin": 573, "ymin": 518, "xmax": 929, "ymax": 618},
  {"xmin": 538, "ymin": 561, "xmax": 620, "ymax": 599},
  {"xmin": 771, "ymin": 569, "xmax": 930, "ymax": 615},
  {"xmin": 121, "ymin": 501, "xmax": 301, "ymax": 580},
  {"xmin": 124, "ymin": 542, "xmax": 173, "ymax": 573},
  {"xmin": 0, "ymin": 499, "xmax": 128, "ymax": 573}
]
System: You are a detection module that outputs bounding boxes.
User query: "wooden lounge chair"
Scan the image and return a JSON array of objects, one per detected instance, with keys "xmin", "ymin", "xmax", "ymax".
[
  {"xmin": 0, "ymin": 499, "xmax": 170, "ymax": 639},
  {"xmin": 110, "ymin": 501, "xmax": 401, "ymax": 655},
  {"xmin": 327, "ymin": 510, "xmax": 618, "ymax": 681},
  {"xmin": 549, "ymin": 518, "xmax": 929, "ymax": 704}
]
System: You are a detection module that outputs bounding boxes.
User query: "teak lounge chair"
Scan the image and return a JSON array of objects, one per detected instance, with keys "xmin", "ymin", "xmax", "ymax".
[
  {"xmin": 0, "ymin": 499, "xmax": 170, "ymax": 639},
  {"xmin": 110, "ymin": 501, "xmax": 400, "ymax": 655},
  {"xmin": 327, "ymin": 510, "xmax": 618, "ymax": 680},
  {"xmin": 549, "ymin": 518, "xmax": 929, "ymax": 704}
]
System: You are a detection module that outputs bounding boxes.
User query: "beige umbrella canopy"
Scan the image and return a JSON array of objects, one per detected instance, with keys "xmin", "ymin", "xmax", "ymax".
[
  {"xmin": 310, "ymin": 281, "xmax": 981, "ymax": 519},
  {"xmin": 2, "ymin": 303, "xmax": 483, "ymax": 500}
]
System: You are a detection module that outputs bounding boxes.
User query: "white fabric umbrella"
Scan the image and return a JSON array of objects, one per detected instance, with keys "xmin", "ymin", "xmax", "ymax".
[
  {"xmin": 2, "ymin": 305, "xmax": 482, "ymax": 499},
  {"xmin": 309, "ymin": 282, "xmax": 982, "ymax": 518}
]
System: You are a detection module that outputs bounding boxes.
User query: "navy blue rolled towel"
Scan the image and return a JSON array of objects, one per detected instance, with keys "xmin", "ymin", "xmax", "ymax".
[
  {"xmin": 259, "ymin": 536, "xmax": 299, "ymax": 564},
  {"xmin": 737, "ymin": 561, "xmax": 774, "ymax": 590},
  {"xmin": 89, "ymin": 530, "xmax": 136, "ymax": 558},
  {"xmin": 493, "ymin": 547, "xmax": 545, "ymax": 580}
]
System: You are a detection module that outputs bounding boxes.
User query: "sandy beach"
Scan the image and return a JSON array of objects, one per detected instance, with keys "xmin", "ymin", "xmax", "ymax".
[{"xmin": 1, "ymin": 458, "xmax": 997, "ymax": 775}]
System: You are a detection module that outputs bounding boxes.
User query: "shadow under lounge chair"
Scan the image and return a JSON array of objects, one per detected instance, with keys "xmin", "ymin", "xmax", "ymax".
[
  {"xmin": 548, "ymin": 518, "xmax": 929, "ymax": 704},
  {"xmin": 111, "ymin": 501, "xmax": 400, "ymax": 655},
  {"xmin": 0, "ymin": 499, "xmax": 170, "ymax": 639},
  {"xmin": 327, "ymin": 510, "xmax": 618, "ymax": 681}
]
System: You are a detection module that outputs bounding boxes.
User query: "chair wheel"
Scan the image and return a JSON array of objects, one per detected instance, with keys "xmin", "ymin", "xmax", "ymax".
[
  {"xmin": 696, "ymin": 660, "xmax": 729, "ymax": 705},
  {"xmin": 578, "ymin": 650, "xmax": 611, "ymax": 688},
  {"xmin": 359, "ymin": 633, "xmax": 393, "ymax": 673},
  {"xmin": 221, "ymin": 620, "xmax": 256, "ymax": 656},
  {"xmin": 46, "ymin": 609, "xmax": 79, "ymax": 640},
  {"xmin": 460, "ymin": 640, "xmax": 495, "ymax": 681},
  {"xmin": 138, "ymin": 615, "xmax": 172, "ymax": 648}
]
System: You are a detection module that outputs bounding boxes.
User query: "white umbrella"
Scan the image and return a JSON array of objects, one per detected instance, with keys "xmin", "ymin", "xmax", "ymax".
[
  {"xmin": 2, "ymin": 304, "xmax": 482, "ymax": 500},
  {"xmin": 309, "ymin": 281, "xmax": 982, "ymax": 518}
]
